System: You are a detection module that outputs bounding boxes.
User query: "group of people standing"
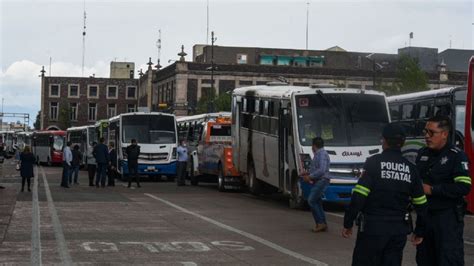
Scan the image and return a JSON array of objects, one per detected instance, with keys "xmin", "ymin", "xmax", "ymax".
[
  {"xmin": 303, "ymin": 115, "xmax": 471, "ymax": 266},
  {"xmin": 61, "ymin": 138, "xmax": 141, "ymax": 189}
]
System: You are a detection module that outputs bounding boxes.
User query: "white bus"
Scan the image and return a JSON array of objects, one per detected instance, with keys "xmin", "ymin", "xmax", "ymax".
[
  {"xmin": 232, "ymin": 84, "xmax": 390, "ymax": 207},
  {"xmin": 32, "ymin": 130, "xmax": 66, "ymax": 165},
  {"xmin": 388, "ymin": 86, "xmax": 466, "ymax": 163},
  {"xmin": 16, "ymin": 131, "xmax": 33, "ymax": 151},
  {"xmin": 108, "ymin": 112, "xmax": 178, "ymax": 178},
  {"xmin": 67, "ymin": 125, "xmax": 97, "ymax": 165},
  {"xmin": 0, "ymin": 131, "xmax": 16, "ymax": 155},
  {"xmin": 177, "ymin": 112, "xmax": 231, "ymax": 185}
]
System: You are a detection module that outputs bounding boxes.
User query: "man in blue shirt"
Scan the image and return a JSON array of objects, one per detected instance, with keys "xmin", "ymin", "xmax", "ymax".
[
  {"xmin": 176, "ymin": 140, "xmax": 188, "ymax": 186},
  {"xmin": 302, "ymin": 137, "xmax": 331, "ymax": 232}
]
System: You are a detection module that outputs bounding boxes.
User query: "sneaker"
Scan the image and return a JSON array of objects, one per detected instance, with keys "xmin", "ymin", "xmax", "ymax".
[
  {"xmin": 312, "ymin": 224, "xmax": 328, "ymax": 233},
  {"xmin": 74, "ymin": 182, "xmax": 79, "ymax": 185}
]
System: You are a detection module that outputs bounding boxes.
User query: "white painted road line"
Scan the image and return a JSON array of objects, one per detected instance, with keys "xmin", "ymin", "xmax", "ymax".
[
  {"xmin": 31, "ymin": 165, "xmax": 42, "ymax": 266},
  {"xmin": 326, "ymin": 212, "xmax": 344, "ymax": 218},
  {"xmin": 40, "ymin": 166, "xmax": 73, "ymax": 265},
  {"xmin": 145, "ymin": 193, "xmax": 327, "ymax": 266}
]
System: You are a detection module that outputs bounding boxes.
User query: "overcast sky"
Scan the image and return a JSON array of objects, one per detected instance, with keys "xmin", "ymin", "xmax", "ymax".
[{"xmin": 0, "ymin": 0, "xmax": 472, "ymax": 125}]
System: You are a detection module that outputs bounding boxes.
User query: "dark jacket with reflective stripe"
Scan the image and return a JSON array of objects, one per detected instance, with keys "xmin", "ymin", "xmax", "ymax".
[
  {"xmin": 344, "ymin": 148, "xmax": 427, "ymax": 236},
  {"xmin": 415, "ymin": 144, "xmax": 471, "ymax": 211}
]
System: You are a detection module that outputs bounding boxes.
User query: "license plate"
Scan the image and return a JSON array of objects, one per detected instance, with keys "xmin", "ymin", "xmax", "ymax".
[{"xmin": 147, "ymin": 166, "xmax": 156, "ymax": 170}]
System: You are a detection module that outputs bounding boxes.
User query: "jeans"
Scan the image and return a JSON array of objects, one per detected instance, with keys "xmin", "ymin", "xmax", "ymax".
[
  {"xmin": 128, "ymin": 162, "xmax": 140, "ymax": 187},
  {"xmin": 177, "ymin": 161, "xmax": 187, "ymax": 185},
  {"xmin": 61, "ymin": 162, "xmax": 70, "ymax": 187},
  {"xmin": 96, "ymin": 163, "xmax": 107, "ymax": 187},
  {"xmin": 69, "ymin": 165, "xmax": 80, "ymax": 184},
  {"xmin": 307, "ymin": 178, "xmax": 329, "ymax": 224},
  {"xmin": 87, "ymin": 164, "xmax": 96, "ymax": 186}
]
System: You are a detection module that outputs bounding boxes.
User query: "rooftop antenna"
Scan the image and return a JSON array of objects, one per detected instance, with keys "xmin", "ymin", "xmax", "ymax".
[
  {"xmin": 81, "ymin": 0, "xmax": 87, "ymax": 77},
  {"xmin": 49, "ymin": 57, "xmax": 52, "ymax": 76},
  {"xmin": 156, "ymin": 29, "xmax": 162, "ymax": 69},
  {"xmin": 305, "ymin": 2, "xmax": 309, "ymax": 50},
  {"xmin": 206, "ymin": 0, "xmax": 209, "ymax": 44},
  {"xmin": 449, "ymin": 35, "xmax": 452, "ymax": 49}
]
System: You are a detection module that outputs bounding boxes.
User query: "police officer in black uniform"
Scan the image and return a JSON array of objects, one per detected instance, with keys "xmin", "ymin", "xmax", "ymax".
[
  {"xmin": 415, "ymin": 115, "xmax": 471, "ymax": 266},
  {"xmin": 342, "ymin": 123, "xmax": 428, "ymax": 266}
]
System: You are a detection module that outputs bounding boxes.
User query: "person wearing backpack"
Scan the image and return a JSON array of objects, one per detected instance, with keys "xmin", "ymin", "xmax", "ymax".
[{"xmin": 126, "ymin": 139, "xmax": 141, "ymax": 188}]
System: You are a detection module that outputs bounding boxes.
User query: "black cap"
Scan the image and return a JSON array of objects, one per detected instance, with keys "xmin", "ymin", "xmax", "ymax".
[{"xmin": 382, "ymin": 123, "xmax": 406, "ymax": 140}]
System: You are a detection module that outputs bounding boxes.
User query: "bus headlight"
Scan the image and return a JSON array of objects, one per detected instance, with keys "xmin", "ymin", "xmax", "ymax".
[
  {"xmin": 299, "ymin": 153, "xmax": 312, "ymax": 171},
  {"xmin": 172, "ymin": 147, "xmax": 177, "ymax": 159}
]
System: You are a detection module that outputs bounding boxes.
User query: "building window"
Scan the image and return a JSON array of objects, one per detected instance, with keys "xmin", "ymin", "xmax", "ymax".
[
  {"xmin": 108, "ymin": 103, "xmax": 116, "ymax": 118},
  {"xmin": 127, "ymin": 104, "xmax": 136, "ymax": 113},
  {"xmin": 50, "ymin": 102, "xmax": 58, "ymax": 120},
  {"xmin": 49, "ymin": 84, "xmax": 60, "ymax": 97},
  {"xmin": 260, "ymin": 55, "xmax": 274, "ymax": 65},
  {"xmin": 126, "ymin": 86, "xmax": 137, "ymax": 99},
  {"xmin": 70, "ymin": 103, "xmax": 78, "ymax": 121},
  {"xmin": 88, "ymin": 85, "xmax": 99, "ymax": 99},
  {"xmin": 239, "ymin": 80, "xmax": 253, "ymax": 86},
  {"xmin": 237, "ymin": 54, "xmax": 248, "ymax": 64},
  {"xmin": 68, "ymin": 84, "xmax": 79, "ymax": 98},
  {"xmin": 107, "ymin": 86, "xmax": 118, "ymax": 99},
  {"xmin": 88, "ymin": 103, "xmax": 97, "ymax": 121}
]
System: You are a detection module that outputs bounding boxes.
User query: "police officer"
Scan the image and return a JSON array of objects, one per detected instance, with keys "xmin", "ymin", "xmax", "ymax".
[
  {"xmin": 342, "ymin": 123, "xmax": 427, "ymax": 266},
  {"xmin": 415, "ymin": 115, "xmax": 471, "ymax": 266}
]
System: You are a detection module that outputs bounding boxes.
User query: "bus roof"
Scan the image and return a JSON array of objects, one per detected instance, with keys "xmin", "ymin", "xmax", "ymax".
[
  {"xmin": 176, "ymin": 112, "xmax": 231, "ymax": 123},
  {"xmin": 34, "ymin": 130, "xmax": 66, "ymax": 135},
  {"xmin": 67, "ymin": 125, "xmax": 94, "ymax": 131},
  {"xmin": 108, "ymin": 112, "xmax": 175, "ymax": 123},
  {"xmin": 232, "ymin": 85, "xmax": 384, "ymax": 99},
  {"xmin": 387, "ymin": 86, "xmax": 466, "ymax": 103}
]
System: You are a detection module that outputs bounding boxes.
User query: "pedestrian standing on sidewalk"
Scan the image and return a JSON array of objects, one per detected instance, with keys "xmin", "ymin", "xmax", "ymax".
[
  {"xmin": 93, "ymin": 137, "xmax": 109, "ymax": 188},
  {"xmin": 126, "ymin": 139, "xmax": 141, "ymax": 188},
  {"xmin": 87, "ymin": 142, "xmax": 97, "ymax": 187},
  {"xmin": 19, "ymin": 146, "xmax": 35, "ymax": 192},
  {"xmin": 61, "ymin": 141, "xmax": 73, "ymax": 188},
  {"xmin": 70, "ymin": 145, "xmax": 82, "ymax": 185},
  {"xmin": 107, "ymin": 142, "xmax": 117, "ymax": 187},
  {"xmin": 176, "ymin": 140, "xmax": 188, "ymax": 186}
]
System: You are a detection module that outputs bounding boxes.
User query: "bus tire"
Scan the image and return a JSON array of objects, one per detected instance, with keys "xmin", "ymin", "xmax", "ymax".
[
  {"xmin": 248, "ymin": 162, "xmax": 262, "ymax": 195},
  {"xmin": 190, "ymin": 160, "xmax": 198, "ymax": 186},
  {"xmin": 217, "ymin": 164, "xmax": 226, "ymax": 192},
  {"xmin": 289, "ymin": 171, "xmax": 305, "ymax": 209}
]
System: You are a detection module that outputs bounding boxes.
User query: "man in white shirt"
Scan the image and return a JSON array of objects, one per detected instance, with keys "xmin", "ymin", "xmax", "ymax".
[{"xmin": 61, "ymin": 141, "xmax": 73, "ymax": 188}]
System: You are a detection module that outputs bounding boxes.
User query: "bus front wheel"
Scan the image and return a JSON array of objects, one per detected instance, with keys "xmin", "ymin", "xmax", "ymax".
[
  {"xmin": 289, "ymin": 171, "xmax": 305, "ymax": 209},
  {"xmin": 217, "ymin": 164, "xmax": 226, "ymax": 192}
]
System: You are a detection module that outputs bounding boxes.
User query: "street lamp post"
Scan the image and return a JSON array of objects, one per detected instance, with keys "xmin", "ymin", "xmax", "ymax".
[{"xmin": 209, "ymin": 31, "xmax": 217, "ymax": 113}]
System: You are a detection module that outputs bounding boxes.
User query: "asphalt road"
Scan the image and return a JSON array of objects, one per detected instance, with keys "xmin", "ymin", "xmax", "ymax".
[{"xmin": 0, "ymin": 159, "xmax": 473, "ymax": 265}]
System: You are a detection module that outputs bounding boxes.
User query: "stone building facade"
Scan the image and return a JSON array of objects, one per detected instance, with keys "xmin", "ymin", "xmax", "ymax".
[{"xmin": 40, "ymin": 67, "xmax": 139, "ymax": 130}]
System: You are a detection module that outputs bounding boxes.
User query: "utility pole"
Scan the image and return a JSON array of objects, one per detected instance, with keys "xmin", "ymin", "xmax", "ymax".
[
  {"xmin": 209, "ymin": 31, "xmax": 216, "ymax": 113},
  {"xmin": 81, "ymin": 0, "xmax": 87, "ymax": 77},
  {"xmin": 305, "ymin": 2, "xmax": 309, "ymax": 50}
]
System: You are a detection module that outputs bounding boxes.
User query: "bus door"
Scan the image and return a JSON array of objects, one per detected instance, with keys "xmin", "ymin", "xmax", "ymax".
[{"xmin": 279, "ymin": 105, "xmax": 290, "ymax": 190}]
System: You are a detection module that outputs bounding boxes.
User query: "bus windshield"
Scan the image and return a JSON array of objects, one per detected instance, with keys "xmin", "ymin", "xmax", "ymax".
[
  {"xmin": 53, "ymin": 135, "xmax": 64, "ymax": 151},
  {"xmin": 122, "ymin": 115, "xmax": 176, "ymax": 144},
  {"xmin": 210, "ymin": 125, "xmax": 231, "ymax": 136},
  {"xmin": 296, "ymin": 93, "xmax": 389, "ymax": 146}
]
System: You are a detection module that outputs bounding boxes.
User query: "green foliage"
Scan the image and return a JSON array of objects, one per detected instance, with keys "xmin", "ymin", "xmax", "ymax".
[
  {"xmin": 34, "ymin": 111, "xmax": 41, "ymax": 130},
  {"xmin": 58, "ymin": 104, "xmax": 71, "ymax": 130},
  {"xmin": 195, "ymin": 88, "xmax": 231, "ymax": 114},
  {"xmin": 395, "ymin": 55, "xmax": 428, "ymax": 94}
]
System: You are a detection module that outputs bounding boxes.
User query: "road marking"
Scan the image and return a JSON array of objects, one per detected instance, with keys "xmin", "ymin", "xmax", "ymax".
[
  {"xmin": 31, "ymin": 165, "xmax": 42, "ymax": 266},
  {"xmin": 465, "ymin": 240, "xmax": 474, "ymax": 246},
  {"xmin": 180, "ymin": 262, "xmax": 197, "ymax": 266},
  {"xmin": 145, "ymin": 193, "xmax": 327, "ymax": 266},
  {"xmin": 326, "ymin": 212, "xmax": 344, "ymax": 218},
  {"xmin": 40, "ymin": 166, "xmax": 73, "ymax": 265}
]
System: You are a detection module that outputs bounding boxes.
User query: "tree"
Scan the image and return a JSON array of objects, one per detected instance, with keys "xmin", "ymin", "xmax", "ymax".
[
  {"xmin": 58, "ymin": 105, "xmax": 71, "ymax": 130},
  {"xmin": 33, "ymin": 111, "xmax": 41, "ymax": 130},
  {"xmin": 214, "ymin": 92, "xmax": 231, "ymax": 112},
  {"xmin": 196, "ymin": 89, "xmax": 232, "ymax": 114},
  {"xmin": 395, "ymin": 55, "xmax": 428, "ymax": 94}
]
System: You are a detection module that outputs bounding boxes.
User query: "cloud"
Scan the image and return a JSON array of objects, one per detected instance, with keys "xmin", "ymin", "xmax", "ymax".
[{"xmin": 0, "ymin": 60, "xmax": 110, "ymax": 125}]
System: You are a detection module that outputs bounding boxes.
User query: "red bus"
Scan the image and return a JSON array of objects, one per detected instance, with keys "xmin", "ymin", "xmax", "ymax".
[
  {"xmin": 32, "ymin": 130, "xmax": 66, "ymax": 165},
  {"xmin": 465, "ymin": 57, "xmax": 474, "ymax": 213}
]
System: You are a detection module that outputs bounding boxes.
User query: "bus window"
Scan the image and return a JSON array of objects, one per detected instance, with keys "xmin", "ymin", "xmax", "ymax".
[
  {"xmin": 434, "ymin": 104, "xmax": 451, "ymax": 116},
  {"xmin": 417, "ymin": 101, "xmax": 433, "ymax": 119},
  {"xmin": 401, "ymin": 103, "xmax": 415, "ymax": 120},
  {"xmin": 389, "ymin": 104, "xmax": 400, "ymax": 121}
]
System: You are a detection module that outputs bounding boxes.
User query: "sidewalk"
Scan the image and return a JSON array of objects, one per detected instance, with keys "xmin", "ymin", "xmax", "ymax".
[{"xmin": 0, "ymin": 160, "xmax": 20, "ymax": 244}]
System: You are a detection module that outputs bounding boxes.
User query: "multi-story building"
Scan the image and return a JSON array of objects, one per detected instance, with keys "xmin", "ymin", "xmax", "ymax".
[
  {"xmin": 40, "ymin": 62, "xmax": 139, "ymax": 130},
  {"xmin": 137, "ymin": 45, "xmax": 472, "ymax": 116}
]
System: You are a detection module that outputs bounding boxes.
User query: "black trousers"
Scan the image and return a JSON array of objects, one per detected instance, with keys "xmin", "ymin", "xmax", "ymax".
[
  {"xmin": 87, "ymin": 164, "xmax": 96, "ymax": 186},
  {"xmin": 352, "ymin": 232, "xmax": 407, "ymax": 266},
  {"xmin": 128, "ymin": 162, "xmax": 140, "ymax": 187},
  {"xmin": 107, "ymin": 166, "xmax": 116, "ymax": 186},
  {"xmin": 177, "ymin": 161, "xmax": 187, "ymax": 185},
  {"xmin": 21, "ymin": 176, "xmax": 31, "ymax": 190},
  {"xmin": 416, "ymin": 208, "xmax": 464, "ymax": 266}
]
